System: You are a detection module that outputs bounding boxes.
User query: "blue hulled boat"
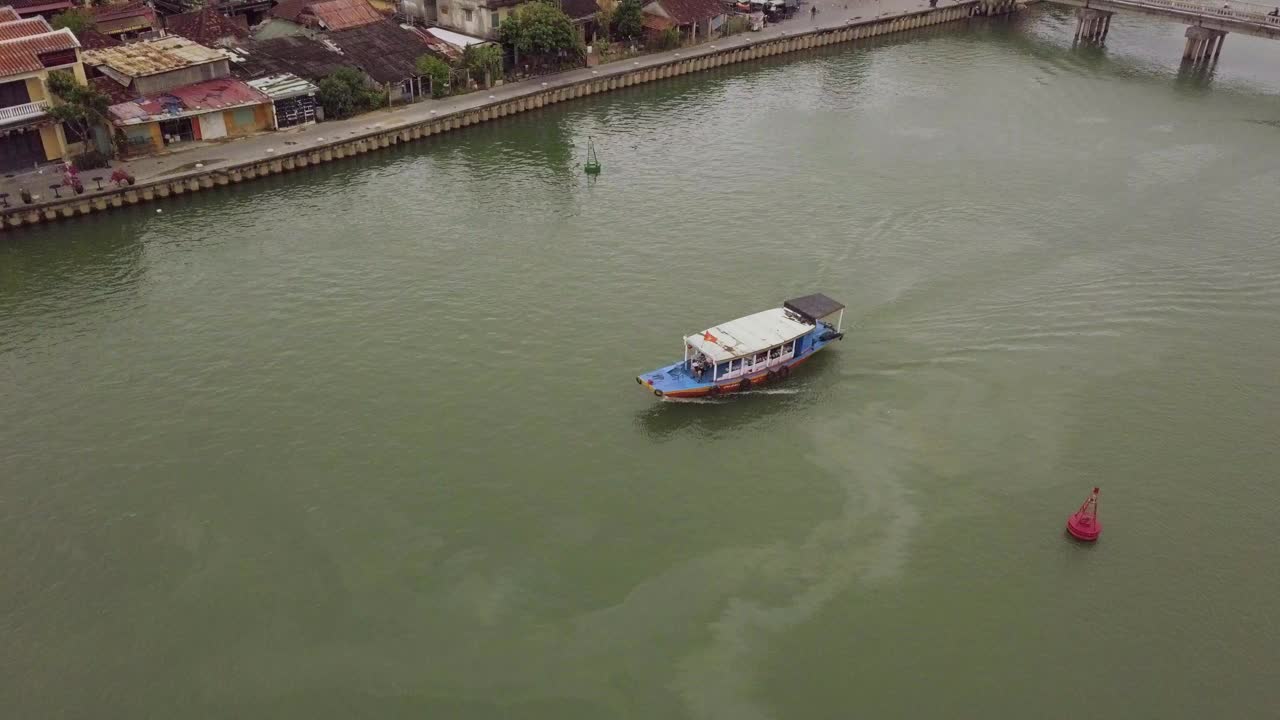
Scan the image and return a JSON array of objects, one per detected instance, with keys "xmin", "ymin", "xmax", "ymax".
[{"xmin": 636, "ymin": 293, "xmax": 845, "ymax": 399}]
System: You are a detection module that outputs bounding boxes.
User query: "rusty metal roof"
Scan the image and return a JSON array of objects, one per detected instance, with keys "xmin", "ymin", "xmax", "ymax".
[
  {"xmin": 82, "ymin": 36, "xmax": 226, "ymax": 78},
  {"xmin": 0, "ymin": 7, "xmax": 19, "ymax": 22},
  {"xmin": 306, "ymin": 0, "xmax": 383, "ymax": 31},
  {"xmin": 0, "ymin": 27, "xmax": 79, "ymax": 77},
  {"xmin": 108, "ymin": 77, "xmax": 269, "ymax": 125}
]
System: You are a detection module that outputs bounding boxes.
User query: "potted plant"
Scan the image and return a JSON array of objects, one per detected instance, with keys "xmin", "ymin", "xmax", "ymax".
[{"xmin": 62, "ymin": 163, "xmax": 84, "ymax": 194}]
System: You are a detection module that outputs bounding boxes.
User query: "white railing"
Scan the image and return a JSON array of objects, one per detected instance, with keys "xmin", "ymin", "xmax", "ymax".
[
  {"xmin": 0, "ymin": 99, "xmax": 50, "ymax": 124},
  {"xmin": 1120, "ymin": 0, "xmax": 1280, "ymax": 27}
]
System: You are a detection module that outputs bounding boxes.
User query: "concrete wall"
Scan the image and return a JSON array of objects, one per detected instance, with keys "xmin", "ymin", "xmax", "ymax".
[
  {"xmin": 438, "ymin": 1, "xmax": 509, "ymax": 38},
  {"xmin": 223, "ymin": 104, "xmax": 272, "ymax": 137},
  {"xmin": 132, "ymin": 60, "xmax": 232, "ymax": 96},
  {"xmin": 38, "ymin": 125, "xmax": 62, "ymax": 162},
  {"xmin": 3, "ymin": 3, "xmax": 986, "ymax": 230},
  {"xmin": 24, "ymin": 76, "xmax": 44, "ymax": 101}
]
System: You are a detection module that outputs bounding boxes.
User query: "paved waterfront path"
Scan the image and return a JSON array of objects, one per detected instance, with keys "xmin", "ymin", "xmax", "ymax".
[{"xmin": 3, "ymin": 0, "xmax": 970, "ymax": 205}]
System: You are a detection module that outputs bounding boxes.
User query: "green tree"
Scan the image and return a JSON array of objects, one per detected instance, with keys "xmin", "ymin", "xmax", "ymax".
[
  {"xmin": 612, "ymin": 0, "xmax": 643, "ymax": 40},
  {"xmin": 499, "ymin": 1, "xmax": 582, "ymax": 60},
  {"xmin": 462, "ymin": 44, "xmax": 503, "ymax": 87},
  {"xmin": 415, "ymin": 55, "xmax": 451, "ymax": 98},
  {"xmin": 47, "ymin": 70, "xmax": 110, "ymax": 157},
  {"xmin": 658, "ymin": 26, "xmax": 680, "ymax": 49},
  {"xmin": 316, "ymin": 67, "xmax": 381, "ymax": 119},
  {"xmin": 50, "ymin": 8, "xmax": 93, "ymax": 34}
]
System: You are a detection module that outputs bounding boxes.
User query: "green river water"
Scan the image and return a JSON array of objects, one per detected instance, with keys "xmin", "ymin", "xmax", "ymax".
[{"xmin": 3, "ymin": 8, "xmax": 1279, "ymax": 718}]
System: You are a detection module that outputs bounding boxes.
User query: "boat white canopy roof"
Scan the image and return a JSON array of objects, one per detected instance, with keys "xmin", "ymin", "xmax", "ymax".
[{"xmin": 685, "ymin": 308, "xmax": 813, "ymax": 363}]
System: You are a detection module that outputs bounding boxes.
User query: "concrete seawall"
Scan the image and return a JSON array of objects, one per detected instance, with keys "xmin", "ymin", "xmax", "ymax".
[{"xmin": 3, "ymin": 2, "xmax": 1000, "ymax": 231}]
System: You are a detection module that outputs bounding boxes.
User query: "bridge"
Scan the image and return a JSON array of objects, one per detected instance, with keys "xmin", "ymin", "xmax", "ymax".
[{"xmin": 1040, "ymin": 0, "xmax": 1280, "ymax": 64}]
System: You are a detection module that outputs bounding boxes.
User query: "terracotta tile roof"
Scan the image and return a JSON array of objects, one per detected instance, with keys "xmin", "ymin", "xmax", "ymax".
[
  {"xmin": 164, "ymin": 8, "xmax": 249, "ymax": 46},
  {"xmin": 648, "ymin": 0, "xmax": 723, "ymax": 24},
  {"xmin": 229, "ymin": 36, "xmax": 350, "ymax": 81},
  {"xmin": 0, "ymin": 7, "xmax": 19, "ymax": 22},
  {"xmin": 641, "ymin": 14, "xmax": 674, "ymax": 30},
  {"xmin": 0, "ymin": 27, "xmax": 78, "ymax": 77},
  {"xmin": 269, "ymin": 0, "xmax": 310, "ymax": 22},
  {"xmin": 78, "ymin": 29, "xmax": 122, "ymax": 49},
  {"xmin": 306, "ymin": 0, "xmax": 383, "ymax": 31},
  {"xmin": 90, "ymin": 1, "xmax": 155, "ymax": 25},
  {"xmin": 0, "ymin": 16, "xmax": 48, "ymax": 40},
  {"xmin": 90, "ymin": 74, "xmax": 137, "ymax": 104},
  {"xmin": 108, "ymin": 77, "xmax": 268, "ymax": 125},
  {"xmin": 5, "ymin": 0, "xmax": 72, "ymax": 16},
  {"xmin": 329, "ymin": 20, "xmax": 429, "ymax": 83}
]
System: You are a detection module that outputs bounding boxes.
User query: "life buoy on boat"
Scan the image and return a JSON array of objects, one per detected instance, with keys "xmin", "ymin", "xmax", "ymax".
[
  {"xmin": 707, "ymin": 385, "xmax": 722, "ymax": 397},
  {"xmin": 738, "ymin": 378, "xmax": 751, "ymax": 392},
  {"xmin": 766, "ymin": 369, "xmax": 779, "ymax": 383},
  {"xmin": 653, "ymin": 388, "xmax": 664, "ymax": 397},
  {"xmin": 778, "ymin": 365, "xmax": 791, "ymax": 379}
]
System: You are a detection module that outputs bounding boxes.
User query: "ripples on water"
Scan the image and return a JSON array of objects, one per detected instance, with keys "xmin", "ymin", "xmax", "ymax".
[{"xmin": 3, "ymin": 9, "xmax": 1280, "ymax": 718}]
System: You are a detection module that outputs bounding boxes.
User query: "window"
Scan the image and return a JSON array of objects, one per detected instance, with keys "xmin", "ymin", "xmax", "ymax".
[
  {"xmin": 716, "ymin": 363, "xmax": 729, "ymax": 377},
  {"xmin": 783, "ymin": 340, "xmax": 794, "ymax": 354},
  {"xmin": 744, "ymin": 356, "xmax": 754, "ymax": 368},
  {"xmin": 755, "ymin": 352, "xmax": 767, "ymax": 364},
  {"xmin": 491, "ymin": 11, "xmax": 500, "ymax": 28},
  {"xmin": 464, "ymin": 8, "xmax": 473, "ymax": 21},
  {"xmin": 769, "ymin": 346, "xmax": 782, "ymax": 359},
  {"xmin": 0, "ymin": 80, "xmax": 30, "ymax": 109},
  {"xmin": 730, "ymin": 359, "xmax": 742, "ymax": 372}
]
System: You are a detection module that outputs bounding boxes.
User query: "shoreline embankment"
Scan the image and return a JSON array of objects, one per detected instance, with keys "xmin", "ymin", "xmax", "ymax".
[{"xmin": 2, "ymin": 0, "xmax": 1019, "ymax": 231}]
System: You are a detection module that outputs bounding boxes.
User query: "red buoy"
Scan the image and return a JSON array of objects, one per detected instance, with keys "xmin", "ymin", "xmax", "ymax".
[{"xmin": 1066, "ymin": 487, "xmax": 1101, "ymax": 542}]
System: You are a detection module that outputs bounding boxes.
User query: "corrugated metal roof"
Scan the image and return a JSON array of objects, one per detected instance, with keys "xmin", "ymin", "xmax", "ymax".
[
  {"xmin": 0, "ymin": 27, "xmax": 79, "ymax": 77},
  {"xmin": 108, "ymin": 77, "xmax": 269, "ymax": 125},
  {"xmin": 89, "ymin": 1, "xmax": 155, "ymax": 26},
  {"xmin": 246, "ymin": 72, "xmax": 317, "ymax": 100},
  {"xmin": 0, "ymin": 17, "xmax": 49, "ymax": 41},
  {"xmin": 95, "ymin": 16, "xmax": 156, "ymax": 35},
  {"xmin": 307, "ymin": 0, "xmax": 383, "ymax": 31},
  {"xmin": 82, "ymin": 36, "xmax": 225, "ymax": 79},
  {"xmin": 0, "ymin": 8, "xmax": 20, "ymax": 23},
  {"xmin": 685, "ymin": 308, "xmax": 813, "ymax": 363},
  {"xmin": 422, "ymin": 26, "xmax": 488, "ymax": 48}
]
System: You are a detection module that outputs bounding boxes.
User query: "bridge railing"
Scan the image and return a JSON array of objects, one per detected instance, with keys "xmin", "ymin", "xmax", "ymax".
[{"xmin": 1132, "ymin": 0, "xmax": 1280, "ymax": 26}]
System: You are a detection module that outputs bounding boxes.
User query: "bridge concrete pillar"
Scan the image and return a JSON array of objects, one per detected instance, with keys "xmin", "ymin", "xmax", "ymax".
[
  {"xmin": 1074, "ymin": 8, "xmax": 1113, "ymax": 43},
  {"xmin": 1183, "ymin": 26, "xmax": 1226, "ymax": 65}
]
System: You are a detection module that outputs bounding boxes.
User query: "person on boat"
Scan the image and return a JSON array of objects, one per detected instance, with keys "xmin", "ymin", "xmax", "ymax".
[{"xmin": 1270, "ymin": 6, "xmax": 1279, "ymax": 15}]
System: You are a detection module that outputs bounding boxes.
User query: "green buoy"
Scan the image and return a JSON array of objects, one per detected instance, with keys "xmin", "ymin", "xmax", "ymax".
[{"xmin": 584, "ymin": 136, "xmax": 601, "ymax": 175}]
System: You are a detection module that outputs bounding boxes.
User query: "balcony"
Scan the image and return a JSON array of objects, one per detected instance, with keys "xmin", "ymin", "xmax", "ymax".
[{"xmin": 0, "ymin": 100, "xmax": 51, "ymax": 125}]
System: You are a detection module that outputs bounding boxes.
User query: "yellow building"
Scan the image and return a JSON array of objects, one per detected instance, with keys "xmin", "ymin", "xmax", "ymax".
[{"xmin": 0, "ymin": 8, "xmax": 89, "ymax": 173}]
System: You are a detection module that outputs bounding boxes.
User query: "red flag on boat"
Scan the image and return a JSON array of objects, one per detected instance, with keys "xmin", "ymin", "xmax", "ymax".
[{"xmin": 703, "ymin": 331, "xmax": 718, "ymax": 343}]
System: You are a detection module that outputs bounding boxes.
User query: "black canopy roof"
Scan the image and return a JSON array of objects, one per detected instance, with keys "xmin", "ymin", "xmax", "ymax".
[{"xmin": 783, "ymin": 293, "xmax": 844, "ymax": 323}]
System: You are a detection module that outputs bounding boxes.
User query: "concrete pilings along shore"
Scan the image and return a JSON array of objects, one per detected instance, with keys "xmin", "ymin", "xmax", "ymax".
[{"xmin": 3, "ymin": 2, "xmax": 1002, "ymax": 231}]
